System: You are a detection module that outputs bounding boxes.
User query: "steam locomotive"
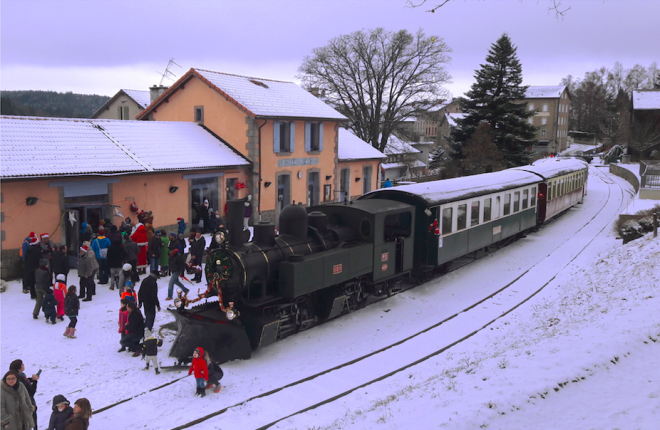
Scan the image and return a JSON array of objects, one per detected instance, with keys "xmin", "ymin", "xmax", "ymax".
[{"xmin": 168, "ymin": 158, "xmax": 588, "ymax": 364}]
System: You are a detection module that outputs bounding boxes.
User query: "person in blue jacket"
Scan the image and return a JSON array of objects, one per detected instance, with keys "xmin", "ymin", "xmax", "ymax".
[
  {"xmin": 177, "ymin": 217, "xmax": 186, "ymax": 235},
  {"xmin": 91, "ymin": 228, "xmax": 111, "ymax": 284},
  {"xmin": 383, "ymin": 178, "xmax": 393, "ymax": 188}
]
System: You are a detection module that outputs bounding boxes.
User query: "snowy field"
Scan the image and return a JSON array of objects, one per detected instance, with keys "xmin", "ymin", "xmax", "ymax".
[{"xmin": 2, "ymin": 166, "xmax": 659, "ymax": 429}]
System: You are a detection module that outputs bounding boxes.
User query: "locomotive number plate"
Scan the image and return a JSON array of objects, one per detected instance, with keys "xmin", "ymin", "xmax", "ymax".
[
  {"xmin": 381, "ymin": 264, "xmax": 388, "ymax": 271},
  {"xmin": 381, "ymin": 252, "xmax": 389, "ymax": 262},
  {"xmin": 333, "ymin": 264, "xmax": 342, "ymax": 275}
]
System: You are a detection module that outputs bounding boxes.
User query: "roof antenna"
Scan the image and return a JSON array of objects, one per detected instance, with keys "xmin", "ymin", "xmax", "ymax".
[{"xmin": 158, "ymin": 59, "xmax": 182, "ymax": 86}]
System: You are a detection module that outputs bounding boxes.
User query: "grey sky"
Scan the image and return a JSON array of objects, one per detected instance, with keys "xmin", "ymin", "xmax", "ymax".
[{"xmin": 1, "ymin": 0, "xmax": 658, "ymax": 99}]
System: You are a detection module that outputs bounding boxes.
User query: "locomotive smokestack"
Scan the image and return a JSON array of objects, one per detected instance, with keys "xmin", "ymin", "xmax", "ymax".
[{"xmin": 227, "ymin": 199, "xmax": 245, "ymax": 247}]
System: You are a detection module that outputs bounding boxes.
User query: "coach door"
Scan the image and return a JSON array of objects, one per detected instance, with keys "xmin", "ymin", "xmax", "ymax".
[{"xmin": 537, "ymin": 183, "xmax": 548, "ymax": 224}]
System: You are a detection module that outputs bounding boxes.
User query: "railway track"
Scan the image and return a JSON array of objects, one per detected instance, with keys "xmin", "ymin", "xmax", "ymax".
[{"xmin": 88, "ymin": 165, "xmax": 630, "ymax": 429}]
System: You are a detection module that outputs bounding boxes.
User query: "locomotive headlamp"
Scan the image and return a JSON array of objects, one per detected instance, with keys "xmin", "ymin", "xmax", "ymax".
[
  {"xmin": 174, "ymin": 297, "xmax": 182, "ymax": 308},
  {"xmin": 226, "ymin": 308, "xmax": 237, "ymax": 320},
  {"xmin": 214, "ymin": 232, "xmax": 225, "ymax": 244}
]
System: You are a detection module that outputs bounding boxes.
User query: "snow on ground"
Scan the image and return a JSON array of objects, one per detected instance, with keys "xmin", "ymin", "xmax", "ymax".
[{"xmin": 2, "ymin": 167, "xmax": 659, "ymax": 429}]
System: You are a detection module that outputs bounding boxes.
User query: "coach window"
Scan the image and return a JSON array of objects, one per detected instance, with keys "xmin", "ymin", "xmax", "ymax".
[
  {"xmin": 442, "ymin": 207, "xmax": 453, "ymax": 235},
  {"xmin": 513, "ymin": 192, "xmax": 520, "ymax": 212},
  {"xmin": 531, "ymin": 187, "xmax": 537, "ymax": 206},
  {"xmin": 457, "ymin": 204, "xmax": 467, "ymax": 230},
  {"xmin": 493, "ymin": 196, "xmax": 501, "ymax": 219},
  {"xmin": 471, "ymin": 201, "xmax": 480, "ymax": 226},
  {"xmin": 503, "ymin": 194, "xmax": 511, "ymax": 216},
  {"xmin": 483, "ymin": 198, "xmax": 492, "ymax": 222},
  {"xmin": 522, "ymin": 189, "xmax": 529, "ymax": 209}
]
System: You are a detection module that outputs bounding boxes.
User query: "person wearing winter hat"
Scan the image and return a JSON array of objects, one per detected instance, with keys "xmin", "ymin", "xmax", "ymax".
[
  {"xmin": 51, "ymin": 244, "xmax": 69, "ymax": 285},
  {"xmin": 117, "ymin": 263, "xmax": 134, "ymax": 297},
  {"xmin": 188, "ymin": 347, "xmax": 209, "ymax": 396},
  {"xmin": 39, "ymin": 232, "xmax": 55, "ymax": 269},
  {"xmin": 140, "ymin": 328, "xmax": 163, "ymax": 374},
  {"xmin": 91, "ymin": 229, "xmax": 111, "ymax": 284},
  {"xmin": 106, "ymin": 237, "xmax": 127, "ymax": 291},
  {"xmin": 77, "ymin": 246, "xmax": 98, "ymax": 301},
  {"xmin": 49, "ymin": 394, "xmax": 73, "ymax": 430},
  {"xmin": 123, "ymin": 235, "xmax": 140, "ymax": 283},
  {"xmin": 64, "ymin": 285, "xmax": 80, "ymax": 338},
  {"xmin": 177, "ymin": 217, "xmax": 186, "ymax": 235},
  {"xmin": 24, "ymin": 235, "xmax": 42, "ymax": 298},
  {"xmin": 138, "ymin": 272, "xmax": 161, "ymax": 331},
  {"xmin": 121, "ymin": 282, "xmax": 137, "ymax": 303},
  {"xmin": 53, "ymin": 274, "xmax": 67, "ymax": 321},
  {"xmin": 33, "ymin": 258, "xmax": 51, "ymax": 319},
  {"xmin": 148, "ymin": 230, "xmax": 163, "ymax": 277},
  {"xmin": 42, "ymin": 285, "xmax": 59, "ymax": 324}
]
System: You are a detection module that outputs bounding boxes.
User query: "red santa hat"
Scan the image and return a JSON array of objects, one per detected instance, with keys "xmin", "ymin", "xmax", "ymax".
[
  {"xmin": 28, "ymin": 232, "xmax": 36, "ymax": 238},
  {"xmin": 30, "ymin": 237, "xmax": 39, "ymax": 245},
  {"xmin": 177, "ymin": 217, "xmax": 182, "ymax": 221},
  {"xmin": 40, "ymin": 233, "xmax": 49, "ymax": 238},
  {"xmin": 80, "ymin": 245, "xmax": 89, "ymax": 253}
]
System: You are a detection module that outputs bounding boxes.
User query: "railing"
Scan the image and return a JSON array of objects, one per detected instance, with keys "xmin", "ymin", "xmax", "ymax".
[{"xmin": 640, "ymin": 160, "xmax": 660, "ymax": 189}]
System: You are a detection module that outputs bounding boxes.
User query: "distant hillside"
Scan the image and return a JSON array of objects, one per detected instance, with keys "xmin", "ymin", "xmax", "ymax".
[{"xmin": 1, "ymin": 90, "xmax": 111, "ymax": 118}]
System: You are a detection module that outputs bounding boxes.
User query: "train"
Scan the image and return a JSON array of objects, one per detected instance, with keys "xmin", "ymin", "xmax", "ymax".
[{"xmin": 167, "ymin": 158, "xmax": 589, "ymax": 364}]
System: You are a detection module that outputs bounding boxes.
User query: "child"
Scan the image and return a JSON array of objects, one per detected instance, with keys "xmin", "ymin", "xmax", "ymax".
[
  {"xmin": 203, "ymin": 349, "xmax": 224, "ymax": 393},
  {"xmin": 188, "ymin": 347, "xmax": 209, "ymax": 397},
  {"xmin": 63, "ymin": 285, "xmax": 80, "ymax": 339},
  {"xmin": 49, "ymin": 394, "xmax": 73, "ymax": 430},
  {"xmin": 117, "ymin": 298, "xmax": 130, "ymax": 352},
  {"xmin": 53, "ymin": 274, "xmax": 67, "ymax": 321},
  {"xmin": 121, "ymin": 282, "xmax": 137, "ymax": 303},
  {"xmin": 140, "ymin": 329, "xmax": 163, "ymax": 375},
  {"xmin": 117, "ymin": 263, "xmax": 133, "ymax": 297},
  {"xmin": 42, "ymin": 286, "xmax": 59, "ymax": 324}
]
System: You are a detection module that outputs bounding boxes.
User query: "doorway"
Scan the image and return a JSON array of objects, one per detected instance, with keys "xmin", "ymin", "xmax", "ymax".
[
  {"xmin": 339, "ymin": 168, "xmax": 350, "ymax": 202},
  {"xmin": 190, "ymin": 177, "xmax": 218, "ymax": 225},
  {"xmin": 63, "ymin": 203, "xmax": 106, "ymax": 268},
  {"xmin": 275, "ymin": 174, "xmax": 291, "ymax": 226},
  {"xmin": 307, "ymin": 172, "xmax": 319, "ymax": 207}
]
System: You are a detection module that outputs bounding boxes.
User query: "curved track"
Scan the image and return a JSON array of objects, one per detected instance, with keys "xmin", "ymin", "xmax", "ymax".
[{"xmin": 88, "ymin": 165, "xmax": 632, "ymax": 429}]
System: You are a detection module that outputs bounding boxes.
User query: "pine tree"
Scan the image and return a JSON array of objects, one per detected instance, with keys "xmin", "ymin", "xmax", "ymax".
[
  {"xmin": 428, "ymin": 146, "xmax": 446, "ymax": 170},
  {"xmin": 449, "ymin": 33, "xmax": 536, "ymax": 167}
]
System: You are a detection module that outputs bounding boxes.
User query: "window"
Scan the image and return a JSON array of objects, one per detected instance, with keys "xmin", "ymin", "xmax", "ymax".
[
  {"xmin": 522, "ymin": 189, "xmax": 529, "ymax": 209},
  {"xmin": 274, "ymin": 121, "xmax": 294, "ymax": 153},
  {"xmin": 471, "ymin": 201, "xmax": 480, "ymax": 226},
  {"xmin": 503, "ymin": 194, "xmax": 511, "ymax": 215},
  {"xmin": 442, "ymin": 208, "xmax": 453, "ymax": 235},
  {"xmin": 531, "ymin": 187, "xmax": 537, "ymax": 206},
  {"xmin": 362, "ymin": 166, "xmax": 372, "ymax": 194},
  {"xmin": 528, "ymin": 117, "xmax": 533, "ymax": 125},
  {"xmin": 384, "ymin": 212, "xmax": 412, "ymax": 241},
  {"xmin": 457, "ymin": 204, "xmax": 467, "ymax": 230},
  {"xmin": 118, "ymin": 106, "xmax": 129, "ymax": 120},
  {"xmin": 542, "ymin": 104, "xmax": 548, "ymax": 112},
  {"xmin": 483, "ymin": 198, "xmax": 492, "ymax": 222},
  {"xmin": 541, "ymin": 129, "xmax": 546, "ymax": 138},
  {"xmin": 541, "ymin": 117, "xmax": 547, "ymax": 125},
  {"xmin": 194, "ymin": 106, "xmax": 204, "ymax": 123},
  {"xmin": 226, "ymin": 178, "xmax": 237, "ymax": 201},
  {"xmin": 513, "ymin": 192, "xmax": 520, "ymax": 212},
  {"xmin": 277, "ymin": 174, "xmax": 291, "ymax": 211},
  {"xmin": 528, "ymin": 103, "xmax": 535, "ymax": 111},
  {"xmin": 339, "ymin": 168, "xmax": 350, "ymax": 202},
  {"xmin": 307, "ymin": 171, "xmax": 319, "ymax": 206},
  {"xmin": 494, "ymin": 196, "xmax": 500, "ymax": 219},
  {"xmin": 305, "ymin": 122, "xmax": 323, "ymax": 152}
]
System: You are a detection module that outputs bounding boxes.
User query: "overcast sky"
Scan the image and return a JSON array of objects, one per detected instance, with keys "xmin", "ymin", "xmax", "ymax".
[{"xmin": 1, "ymin": 0, "xmax": 658, "ymax": 99}]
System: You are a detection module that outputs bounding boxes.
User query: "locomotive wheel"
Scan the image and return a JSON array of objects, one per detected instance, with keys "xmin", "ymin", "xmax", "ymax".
[{"xmin": 294, "ymin": 297, "xmax": 315, "ymax": 333}]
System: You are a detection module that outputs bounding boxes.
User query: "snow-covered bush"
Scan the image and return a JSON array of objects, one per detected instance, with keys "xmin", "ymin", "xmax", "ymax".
[
  {"xmin": 0, "ymin": 279, "xmax": 7, "ymax": 293},
  {"xmin": 638, "ymin": 216, "xmax": 656, "ymax": 232},
  {"xmin": 619, "ymin": 220, "xmax": 644, "ymax": 244}
]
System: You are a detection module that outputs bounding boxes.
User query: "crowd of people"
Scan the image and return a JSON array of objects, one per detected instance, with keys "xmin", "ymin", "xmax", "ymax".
[{"xmin": 6, "ymin": 208, "xmax": 239, "ymax": 427}]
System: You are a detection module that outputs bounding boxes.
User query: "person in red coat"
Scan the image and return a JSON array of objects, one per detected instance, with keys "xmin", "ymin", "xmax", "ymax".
[
  {"xmin": 53, "ymin": 274, "xmax": 67, "ymax": 321},
  {"xmin": 188, "ymin": 347, "xmax": 209, "ymax": 397},
  {"xmin": 130, "ymin": 224, "xmax": 149, "ymax": 272}
]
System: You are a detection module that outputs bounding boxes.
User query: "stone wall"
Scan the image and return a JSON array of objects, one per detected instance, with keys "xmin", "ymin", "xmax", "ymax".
[{"xmin": 609, "ymin": 164, "xmax": 640, "ymax": 192}]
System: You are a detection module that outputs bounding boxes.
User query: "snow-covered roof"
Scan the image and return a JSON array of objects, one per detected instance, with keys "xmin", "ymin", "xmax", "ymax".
[
  {"xmin": 512, "ymin": 158, "xmax": 588, "ymax": 180},
  {"xmin": 445, "ymin": 113, "xmax": 467, "ymax": 127},
  {"xmin": 632, "ymin": 90, "xmax": 660, "ymax": 110},
  {"xmin": 384, "ymin": 135, "xmax": 420, "ymax": 155},
  {"xmin": 525, "ymin": 86, "xmax": 567, "ymax": 99},
  {"xmin": 337, "ymin": 128, "xmax": 386, "ymax": 161},
  {"xmin": 1, "ymin": 116, "xmax": 250, "ymax": 179},
  {"xmin": 362, "ymin": 170, "xmax": 541, "ymax": 206},
  {"xmin": 140, "ymin": 68, "xmax": 347, "ymax": 121},
  {"xmin": 412, "ymin": 140, "xmax": 435, "ymax": 146},
  {"xmin": 122, "ymin": 89, "xmax": 150, "ymax": 109},
  {"xmin": 382, "ymin": 160, "xmax": 426, "ymax": 170}
]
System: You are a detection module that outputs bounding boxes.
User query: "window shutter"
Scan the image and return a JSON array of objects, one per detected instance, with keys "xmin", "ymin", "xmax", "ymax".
[
  {"xmin": 290, "ymin": 122, "xmax": 296, "ymax": 152},
  {"xmin": 305, "ymin": 122, "xmax": 311, "ymax": 152},
  {"xmin": 273, "ymin": 122, "xmax": 281, "ymax": 153},
  {"xmin": 319, "ymin": 123, "xmax": 324, "ymax": 151},
  {"xmin": 117, "ymin": 106, "xmax": 122, "ymax": 119},
  {"xmin": 123, "ymin": 106, "xmax": 129, "ymax": 119}
]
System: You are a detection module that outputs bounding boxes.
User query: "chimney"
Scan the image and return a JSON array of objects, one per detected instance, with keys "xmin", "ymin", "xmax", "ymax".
[
  {"xmin": 227, "ymin": 199, "xmax": 246, "ymax": 247},
  {"xmin": 150, "ymin": 85, "xmax": 169, "ymax": 103}
]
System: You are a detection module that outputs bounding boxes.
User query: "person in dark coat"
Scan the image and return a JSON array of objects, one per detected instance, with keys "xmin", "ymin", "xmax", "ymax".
[
  {"xmin": 106, "ymin": 224, "xmax": 122, "ymax": 244},
  {"xmin": 42, "ymin": 287, "xmax": 59, "ymax": 324},
  {"xmin": 123, "ymin": 235, "xmax": 140, "ymax": 283},
  {"xmin": 79, "ymin": 222, "xmax": 92, "ymax": 244},
  {"xmin": 49, "ymin": 394, "xmax": 73, "ymax": 430},
  {"xmin": 39, "ymin": 233, "xmax": 55, "ymax": 269},
  {"xmin": 176, "ymin": 234, "xmax": 185, "ymax": 256},
  {"xmin": 8, "ymin": 360, "xmax": 38, "ymax": 428},
  {"xmin": 1, "ymin": 370, "xmax": 35, "ymax": 430},
  {"xmin": 138, "ymin": 272, "xmax": 161, "ymax": 332},
  {"xmin": 106, "ymin": 238, "xmax": 127, "ymax": 291},
  {"xmin": 64, "ymin": 286, "xmax": 80, "ymax": 339},
  {"xmin": 203, "ymin": 349, "xmax": 224, "ymax": 393},
  {"xmin": 166, "ymin": 249, "xmax": 189, "ymax": 300},
  {"xmin": 33, "ymin": 259, "xmax": 51, "ymax": 319},
  {"xmin": 22, "ymin": 232, "xmax": 36, "ymax": 294},
  {"xmin": 76, "ymin": 246, "xmax": 97, "ymax": 302},
  {"xmin": 51, "ymin": 245, "xmax": 69, "ymax": 285},
  {"xmin": 140, "ymin": 329, "xmax": 163, "ymax": 374},
  {"xmin": 148, "ymin": 230, "xmax": 163, "ymax": 276},
  {"xmin": 24, "ymin": 238, "xmax": 42, "ymax": 299},
  {"xmin": 189, "ymin": 229, "xmax": 206, "ymax": 283},
  {"xmin": 63, "ymin": 398, "xmax": 91, "ymax": 430},
  {"xmin": 120, "ymin": 302, "xmax": 144, "ymax": 356}
]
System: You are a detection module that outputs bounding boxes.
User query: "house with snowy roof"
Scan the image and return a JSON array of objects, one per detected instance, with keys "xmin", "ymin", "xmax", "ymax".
[
  {"xmin": 0, "ymin": 115, "xmax": 251, "ymax": 278},
  {"xmin": 136, "ymin": 68, "xmax": 350, "ymax": 224},
  {"xmin": 336, "ymin": 128, "xmax": 386, "ymax": 201},
  {"xmin": 91, "ymin": 89, "xmax": 152, "ymax": 120},
  {"xmin": 519, "ymin": 85, "xmax": 571, "ymax": 154},
  {"xmin": 381, "ymin": 134, "xmax": 426, "ymax": 182},
  {"xmin": 630, "ymin": 89, "xmax": 660, "ymax": 158}
]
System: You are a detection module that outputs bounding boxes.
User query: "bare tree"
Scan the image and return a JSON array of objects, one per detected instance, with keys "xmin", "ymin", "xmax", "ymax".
[
  {"xmin": 298, "ymin": 28, "xmax": 451, "ymax": 152},
  {"xmin": 405, "ymin": 0, "xmax": 571, "ymax": 19}
]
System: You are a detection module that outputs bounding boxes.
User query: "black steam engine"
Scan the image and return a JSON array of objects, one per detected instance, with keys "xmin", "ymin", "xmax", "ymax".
[{"xmin": 168, "ymin": 198, "xmax": 416, "ymax": 364}]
